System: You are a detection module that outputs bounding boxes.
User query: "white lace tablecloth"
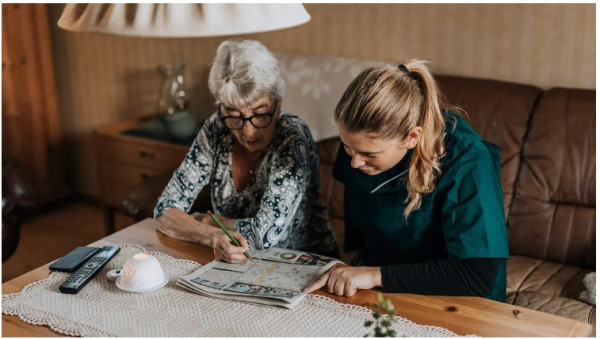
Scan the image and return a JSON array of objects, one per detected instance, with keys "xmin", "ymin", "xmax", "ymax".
[{"xmin": 3, "ymin": 244, "xmax": 463, "ymax": 337}]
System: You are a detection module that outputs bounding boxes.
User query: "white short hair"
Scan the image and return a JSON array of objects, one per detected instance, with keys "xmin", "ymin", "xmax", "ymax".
[{"xmin": 208, "ymin": 39, "xmax": 285, "ymax": 108}]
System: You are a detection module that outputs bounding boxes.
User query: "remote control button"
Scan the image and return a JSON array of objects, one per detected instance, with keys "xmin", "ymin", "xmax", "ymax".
[{"xmin": 84, "ymin": 262, "xmax": 99, "ymax": 269}]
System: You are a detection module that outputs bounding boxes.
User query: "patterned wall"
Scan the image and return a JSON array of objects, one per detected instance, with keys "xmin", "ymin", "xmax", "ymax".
[{"xmin": 45, "ymin": 3, "xmax": 595, "ymax": 196}]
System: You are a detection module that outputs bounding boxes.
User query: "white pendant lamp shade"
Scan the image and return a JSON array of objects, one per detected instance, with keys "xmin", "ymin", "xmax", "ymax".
[{"xmin": 57, "ymin": 3, "xmax": 311, "ymax": 37}]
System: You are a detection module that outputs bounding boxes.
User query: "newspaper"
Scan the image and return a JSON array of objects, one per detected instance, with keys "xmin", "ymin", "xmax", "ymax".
[{"xmin": 177, "ymin": 248, "xmax": 340, "ymax": 309}]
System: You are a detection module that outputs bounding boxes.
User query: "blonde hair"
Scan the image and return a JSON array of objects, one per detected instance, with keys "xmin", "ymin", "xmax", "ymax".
[{"xmin": 335, "ymin": 60, "xmax": 456, "ymax": 217}]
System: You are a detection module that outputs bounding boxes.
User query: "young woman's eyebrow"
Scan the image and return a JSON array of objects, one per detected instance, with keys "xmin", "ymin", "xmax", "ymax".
[{"xmin": 341, "ymin": 142, "xmax": 382, "ymax": 154}]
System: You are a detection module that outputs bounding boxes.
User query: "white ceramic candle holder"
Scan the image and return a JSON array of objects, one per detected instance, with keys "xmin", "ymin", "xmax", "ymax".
[{"xmin": 116, "ymin": 253, "xmax": 169, "ymax": 293}]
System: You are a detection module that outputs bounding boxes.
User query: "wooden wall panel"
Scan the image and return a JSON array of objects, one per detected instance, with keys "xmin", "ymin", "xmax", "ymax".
[
  {"xmin": 2, "ymin": 4, "xmax": 67, "ymax": 202},
  {"xmin": 44, "ymin": 4, "xmax": 595, "ymax": 197}
]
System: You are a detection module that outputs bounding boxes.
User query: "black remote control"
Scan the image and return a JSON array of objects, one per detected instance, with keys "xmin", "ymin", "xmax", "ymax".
[{"xmin": 59, "ymin": 246, "xmax": 120, "ymax": 294}]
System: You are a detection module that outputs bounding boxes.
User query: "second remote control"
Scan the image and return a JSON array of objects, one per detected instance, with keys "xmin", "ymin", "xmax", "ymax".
[{"xmin": 59, "ymin": 246, "xmax": 120, "ymax": 294}]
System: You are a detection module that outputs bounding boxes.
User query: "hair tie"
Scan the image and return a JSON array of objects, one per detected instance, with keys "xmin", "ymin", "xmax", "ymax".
[
  {"xmin": 398, "ymin": 64, "xmax": 424, "ymax": 91},
  {"xmin": 398, "ymin": 64, "xmax": 410, "ymax": 74}
]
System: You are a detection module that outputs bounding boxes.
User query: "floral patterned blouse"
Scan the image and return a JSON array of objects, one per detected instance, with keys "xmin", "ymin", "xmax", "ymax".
[{"xmin": 154, "ymin": 111, "xmax": 338, "ymax": 254}]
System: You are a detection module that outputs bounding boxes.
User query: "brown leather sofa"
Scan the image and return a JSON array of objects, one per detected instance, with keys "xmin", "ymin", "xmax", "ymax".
[{"xmin": 123, "ymin": 59, "xmax": 595, "ymax": 333}]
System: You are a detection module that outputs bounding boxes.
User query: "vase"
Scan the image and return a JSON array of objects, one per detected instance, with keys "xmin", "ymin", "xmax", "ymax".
[
  {"xmin": 156, "ymin": 63, "xmax": 197, "ymax": 139},
  {"xmin": 164, "ymin": 110, "xmax": 198, "ymax": 139},
  {"xmin": 156, "ymin": 63, "xmax": 189, "ymax": 116}
]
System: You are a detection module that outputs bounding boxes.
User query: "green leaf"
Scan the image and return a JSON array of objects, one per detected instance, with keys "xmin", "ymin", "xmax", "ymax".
[
  {"xmin": 374, "ymin": 327, "xmax": 383, "ymax": 337},
  {"xmin": 373, "ymin": 312, "xmax": 381, "ymax": 319},
  {"xmin": 381, "ymin": 320, "xmax": 391, "ymax": 327},
  {"xmin": 387, "ymin": 330, "xmax": 397, "ymax": 337},
  {"xmin": 385, "ymin": 301, "xmax": 395, "ymax": 312},
  {"xmin": 377, "ymin": 292, "xmax": 384, "ymax": 304},
  {"xmin": 364, "ymin": 320, "xmax": 373, "ymax": 327}
]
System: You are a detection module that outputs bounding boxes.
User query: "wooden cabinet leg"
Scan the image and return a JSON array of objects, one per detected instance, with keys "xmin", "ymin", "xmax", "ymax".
[{"xmin": 104, "ymin": 206, "xmax": 116, "ymax": 235}]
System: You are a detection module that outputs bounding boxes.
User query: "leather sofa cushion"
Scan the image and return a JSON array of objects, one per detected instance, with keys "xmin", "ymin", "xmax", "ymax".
[
  {"xmin": 329, "ymin": 217, "xmax": 344, "ymax": 254},
  {"xmin": 507, "ymin": 255, "xmax": 595, "ymax": 335},
  {"xmin": 506, "ymin": 291, "xmax": 595, "ymax": 336},
  {"xmin": 507, "ymin": 255, "xmax": 592, "ymax": 299},
  {"xmin": 437, "ymin": 75, "xmax": 542, "ymax": 220},
  {"xmin": 318, "ymin": 138, "xmax": 344, "ymax": 219},
  {"xmin": 508, "ymin": 88, "xmax": 596, "ymax": 268}
]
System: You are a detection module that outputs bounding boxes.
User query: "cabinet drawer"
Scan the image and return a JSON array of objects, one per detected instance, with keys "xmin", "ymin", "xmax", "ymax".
[
  {"xmin": 96, "ymin": 135, "xmax": 188, "ymax": 172},
  {"xmin": 99, "ymin": 160, "xmax": 169, "ymax": 187}
]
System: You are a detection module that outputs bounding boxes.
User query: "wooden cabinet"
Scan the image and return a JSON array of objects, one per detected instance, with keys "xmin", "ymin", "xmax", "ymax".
[{"xmin": 95, "ymin": 116, "xmax": 191, "ymax": 233}]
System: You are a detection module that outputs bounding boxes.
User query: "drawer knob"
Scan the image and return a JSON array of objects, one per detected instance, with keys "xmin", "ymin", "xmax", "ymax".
[{"xmin": 138, "ymin": 150, "xmax": 155, "ymax": 159}]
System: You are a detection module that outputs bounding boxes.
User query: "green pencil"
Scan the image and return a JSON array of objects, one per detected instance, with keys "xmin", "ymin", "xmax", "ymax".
[{"xmin": 207, "ymin": 211, "xmax": 252, "ymax": 261}]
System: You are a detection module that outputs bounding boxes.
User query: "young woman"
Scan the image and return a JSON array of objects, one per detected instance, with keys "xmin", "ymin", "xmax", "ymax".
[{"xmin": 305, "ymin": 61, "xmax": 508, "ymax": 301}]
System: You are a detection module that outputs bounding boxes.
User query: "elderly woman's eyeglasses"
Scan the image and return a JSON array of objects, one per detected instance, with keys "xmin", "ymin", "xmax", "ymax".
[{"xmin": 219, "ymin": 99, "xmax": 278, "ymax": 130}]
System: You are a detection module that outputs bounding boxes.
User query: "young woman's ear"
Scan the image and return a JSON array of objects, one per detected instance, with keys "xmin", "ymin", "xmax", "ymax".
[{"xmin": 405, "ymin": 126, "xmax": 423, "ymax": 149}]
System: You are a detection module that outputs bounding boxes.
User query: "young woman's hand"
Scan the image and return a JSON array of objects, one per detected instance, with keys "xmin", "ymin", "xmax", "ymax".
[
  {"xmin": 303, "ymin": 264, "xmax": 382, "ymax": 296},
  {"xmin": 210, "ymin": 230, "xmax": 250, "ymax": 264}
]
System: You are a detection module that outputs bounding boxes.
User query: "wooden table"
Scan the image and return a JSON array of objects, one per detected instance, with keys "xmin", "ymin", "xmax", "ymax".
[{"xmin": 2, "ymin": 219, "xmax": 592, "ymax": 337}]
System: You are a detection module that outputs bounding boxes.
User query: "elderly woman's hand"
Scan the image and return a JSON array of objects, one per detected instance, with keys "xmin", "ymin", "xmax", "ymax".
[
  {"xmin": 192, "ymin": 212, "xmax": 217, "ymax": 226},
  {"xmin": 192, "ymin": 212, "xmax": 237, "ymax": 230},
  {"xmin": 210, "ymin": 231, "xmax": 250, "ymax": 264}
]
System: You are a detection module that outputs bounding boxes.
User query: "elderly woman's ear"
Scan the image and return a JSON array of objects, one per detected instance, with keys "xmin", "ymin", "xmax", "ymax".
[{"xmin": 274, "ymin": 97, "xmax": 282, "ymax": 116}]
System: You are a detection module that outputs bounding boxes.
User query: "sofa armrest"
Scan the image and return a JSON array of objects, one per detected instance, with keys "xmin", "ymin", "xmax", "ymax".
[{"xmin": 2, "ymin": 156, "xmax": 39, "ymax": 261}]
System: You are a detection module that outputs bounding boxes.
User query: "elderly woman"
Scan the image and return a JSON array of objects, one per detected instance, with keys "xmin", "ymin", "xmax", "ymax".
[{"xmin": 154, "ymin": 39, "xmax": 338, "ymax": 263}]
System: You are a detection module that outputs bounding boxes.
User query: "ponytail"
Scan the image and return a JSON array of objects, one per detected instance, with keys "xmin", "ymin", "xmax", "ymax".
[
  {"xmin": 335, "ymin": 60, "xmax": 459, "ymax": 218},
  {"xmin": 402, "ymin": 60, "xmax": 446, "ymax": 217}
]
